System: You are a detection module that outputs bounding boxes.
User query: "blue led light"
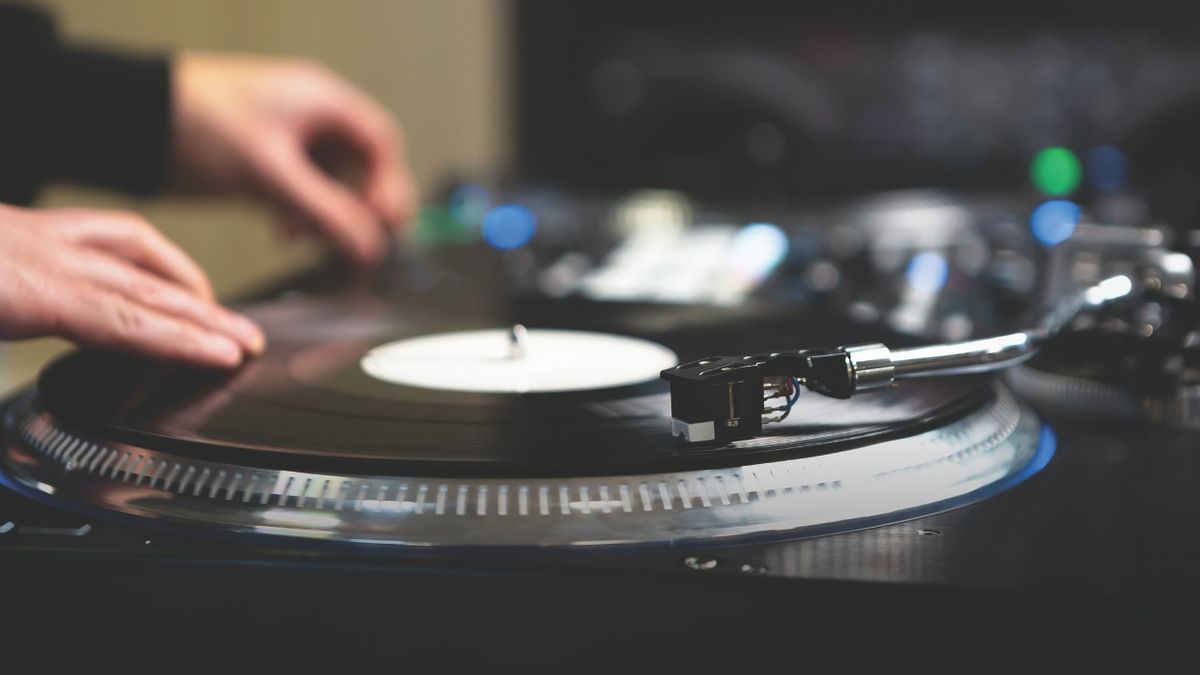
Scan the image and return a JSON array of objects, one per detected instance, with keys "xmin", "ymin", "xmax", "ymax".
[
  {"xmin": 1029, "ymin": 425, "xmax": 1057, "ymax": 477},
  {"xmin": 730, "ymin": 222, "xmax": 790, "ymax": 281},
  {"xmin": 1030, "ymin": 200, "xmax": 1081, "ymax": 247},
  {"xmin": 482, "ymin": 204, "xmax": 537, "ymax": 250},
  {"xmin": 905, "ymin": 251, "xmax": 949, "ymax": 294},
  {"xmin": 1087, "ymin": 145, "xmax": 1129, "ymax": 193}
]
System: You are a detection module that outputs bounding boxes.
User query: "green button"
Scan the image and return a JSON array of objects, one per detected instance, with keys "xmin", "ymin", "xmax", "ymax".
[
  {"xmin": 1030, "ymin": 147, "xmax": 1082, "ymax": 196},
  {"xmin": 415, "ymin": 207, "xmax": 479, "ymax": 246}
]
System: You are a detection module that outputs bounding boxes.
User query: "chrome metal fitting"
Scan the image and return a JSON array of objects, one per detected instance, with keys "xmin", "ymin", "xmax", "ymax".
[{"xmin": 841, "ymin": 343, "xmax": 895, "ymax": 393}]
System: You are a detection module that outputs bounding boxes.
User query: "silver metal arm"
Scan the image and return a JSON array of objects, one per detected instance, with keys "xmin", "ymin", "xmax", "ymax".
[
  {"xmin": 661, "ymin": 274, "xmax": 1149, "ymax": 442},
  {"xmin": 842, "ymin": 275, "xmax": 1137, "ymax": 392}
]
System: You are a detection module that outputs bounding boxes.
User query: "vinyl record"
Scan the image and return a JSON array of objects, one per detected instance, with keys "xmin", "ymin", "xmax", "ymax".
[{"xmin": 34, "ymin": 292, "xmax": 990, "ymax": 477}]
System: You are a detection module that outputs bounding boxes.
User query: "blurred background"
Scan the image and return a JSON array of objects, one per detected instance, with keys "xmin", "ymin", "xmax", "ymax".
[{"xmin": 5, "ymin": 0, "xmax": 1200, "ymax": 394}]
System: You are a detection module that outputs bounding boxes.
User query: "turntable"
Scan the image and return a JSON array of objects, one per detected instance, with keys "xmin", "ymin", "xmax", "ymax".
[
  {"xmin": 3, "ymin": 191, "xmax": 1200, "ymax": 671},
  {"xmin": 0, "ymin": 292, "xmax": 1042, "ymax": 549}
]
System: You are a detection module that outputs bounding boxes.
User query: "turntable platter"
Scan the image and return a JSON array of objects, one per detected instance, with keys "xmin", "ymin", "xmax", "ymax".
[{"xmin": 0, "ymin": 293, "xmax": 1050, "ymax": 547}]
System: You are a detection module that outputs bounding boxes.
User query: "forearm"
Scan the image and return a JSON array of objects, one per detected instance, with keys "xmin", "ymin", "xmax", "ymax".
[{"xmin": 0, "ymin": 4, "xmax": 170, "ymax": 204}]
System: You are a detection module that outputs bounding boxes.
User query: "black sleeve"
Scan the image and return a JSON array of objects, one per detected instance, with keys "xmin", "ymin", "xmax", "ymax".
[{"xmin": 0, "ymin": 3, "xmax": 171, "ymax": 205}]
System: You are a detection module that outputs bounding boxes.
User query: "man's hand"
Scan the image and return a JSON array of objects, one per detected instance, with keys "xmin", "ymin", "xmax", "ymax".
[
  {"xmin": 171, "ymin": 53, "xmax": 416, "ymax": 265},
  {"xmin": 0, "ymin": 204, "xmax": 264, "ymax": 368}
]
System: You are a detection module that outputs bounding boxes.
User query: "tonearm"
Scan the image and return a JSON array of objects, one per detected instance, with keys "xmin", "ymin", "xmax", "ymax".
[{"xmin": 661, "ymin": 257, "xmax": 1193, "ymax": 443}]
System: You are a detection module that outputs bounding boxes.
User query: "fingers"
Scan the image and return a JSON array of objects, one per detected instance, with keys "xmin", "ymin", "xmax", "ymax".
[
  {"xmin": 52, "ymin": 210, "xmax": 216, "ymax": 301},
  {"xmin": 318, "ymin": 97, "xmax": 416, "ymax": 231},
  {"xmin": 73, "ymin": 250, "xmax": 265, "ymax": 357},
  {"xmin": 56, "ymin": 287, "xmax": 247, "ymax": 369},
  {"xmin": 254, "ymin": 139, "xmax": 387, "ymax": 265},
  {"xmin": 2, "ymin": 204, "xmax": 260, "ymax": 369}
]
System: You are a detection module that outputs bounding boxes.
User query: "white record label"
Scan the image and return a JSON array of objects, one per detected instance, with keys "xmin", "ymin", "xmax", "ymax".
[{"xmin": 360, "ymin": 328, "xmax": 679, "ymax": 394}]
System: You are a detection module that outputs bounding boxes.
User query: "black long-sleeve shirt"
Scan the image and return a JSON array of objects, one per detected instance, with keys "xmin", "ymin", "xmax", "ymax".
[{"xmin": 0, "ymin": 3, "xmax": 170, "ymax": 204}]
